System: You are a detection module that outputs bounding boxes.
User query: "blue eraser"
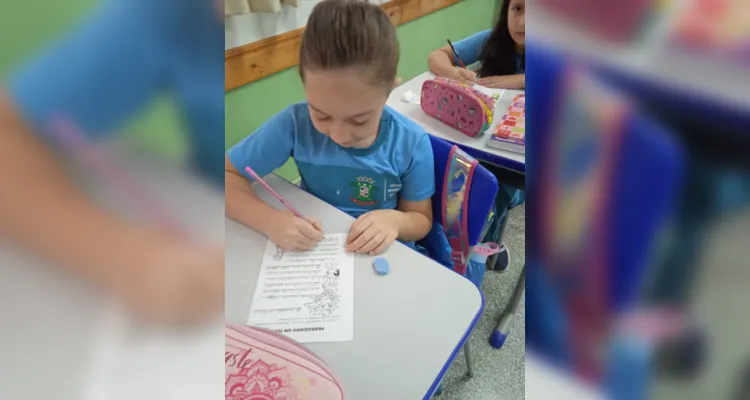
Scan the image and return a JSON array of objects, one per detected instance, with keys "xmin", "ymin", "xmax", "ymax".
[{"xmin": 373, "ymin": 258, "xmax": 389, "ymax": 275}]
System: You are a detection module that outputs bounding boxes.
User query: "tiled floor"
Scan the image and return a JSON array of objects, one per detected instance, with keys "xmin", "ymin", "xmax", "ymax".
[
  {"xmin": 438, "ymin": 205, "xmax": 526, "ymax": 400},
  {"xmin": 433, "ymin": 199, "xmax": 750, "ymax": 399},
  {"xmin": 652, "ymin": 209, "xmax": 750, "ymax": 399}
]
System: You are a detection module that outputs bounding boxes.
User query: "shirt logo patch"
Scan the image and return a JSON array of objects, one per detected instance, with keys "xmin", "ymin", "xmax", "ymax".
[{"xmin": 350, "ymin": 176, "xmax": 380, "ymax": 206}]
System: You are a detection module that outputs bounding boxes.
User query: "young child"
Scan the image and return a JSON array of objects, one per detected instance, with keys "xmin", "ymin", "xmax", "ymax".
[
  {"xmin": 428, "ymin": 0, "xmax": 525, "ymax": 89},
  {"xmin": 226, "ymin": 0, "xmax": 435, "ymax": 256}
]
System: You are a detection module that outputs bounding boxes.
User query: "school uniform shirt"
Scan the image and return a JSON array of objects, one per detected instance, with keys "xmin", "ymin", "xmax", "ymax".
[
  {"xmin": 452, "ymin": 29, "xmax": 525, "ymax": 74},
  {"xmin": 228, "ymin": 103, "xmax": 436, "ymax": 219},
  {"xmin": 6, "ymin": 0, "xmax": 225, "ymax": 185}
]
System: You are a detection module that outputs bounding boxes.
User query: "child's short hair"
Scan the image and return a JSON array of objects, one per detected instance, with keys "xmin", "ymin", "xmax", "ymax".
[{"xmin": 299, "ymin": 0, "xmax": 399, "ymax": 88}]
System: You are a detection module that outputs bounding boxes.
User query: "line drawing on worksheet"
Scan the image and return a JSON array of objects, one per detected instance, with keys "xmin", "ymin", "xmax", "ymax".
[{"xmin": 247, "ymin": 233, "xmax": 354, "ymax": 343}]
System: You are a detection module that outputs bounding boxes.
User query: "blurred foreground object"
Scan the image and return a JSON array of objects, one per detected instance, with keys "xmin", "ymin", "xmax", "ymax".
[
  {"xmin": 1, "ymin": 1, "xmax": 226, "ymax": 397},
  {"xmin": 526, "ymin": 0, "xmax": 750, "ymax": 393},
  {"xmin": 535, "ymin": 0, "xmax": 660, "ymax": 43},
  {"xmin": 526, "ymin": 352, "xmax": 604, "ymax": 399},
  {"xmin": 0, "ymin": 144, "xmax": 225, "ymax": 399},
  {"xmin": 530, "ymin": 0, "xmax": 750, "ymax": 114},
  {"xmin": 671, "ymin": 0, "xmax": 750, "ymax": 62}
]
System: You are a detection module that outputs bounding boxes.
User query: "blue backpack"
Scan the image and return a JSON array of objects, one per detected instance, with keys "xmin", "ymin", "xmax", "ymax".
[{"xmin": 417, "ymin": 145, "xmax": 499, "ymax": 288}]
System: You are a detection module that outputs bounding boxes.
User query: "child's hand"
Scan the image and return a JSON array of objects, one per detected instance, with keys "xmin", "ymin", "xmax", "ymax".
[
  {"xmin": 346, "ymin": 210, "xmax": 400, "ymax": 255},
  {"xmin": 477, "ymin": 75, "xmax": 525, "ymax": 89},
  {"xmin": 453, "ymin": 67, "xmax": 478, "ymax": 85},
  {"xmin": 267, "ymin": 212, "xmax": 324, "ymax": 251},
  {"xmin": 105, "ymin": 230, "xmax": 224, "ymax": 326}
]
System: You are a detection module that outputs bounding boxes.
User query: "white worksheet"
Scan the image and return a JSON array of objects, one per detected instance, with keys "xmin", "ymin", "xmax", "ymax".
[
  {"xmin": 474, "ymin": 85, "xmax": 506, "ymax": 101},
  {"xmin": 247, "ymin": 233, "xmax": 354, "ymax": 343}
]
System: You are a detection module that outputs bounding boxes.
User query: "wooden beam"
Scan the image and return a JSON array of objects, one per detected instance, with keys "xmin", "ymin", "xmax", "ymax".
[{"xmin": 225, "ymin": 0, "xmax": 462, "ymax": 92}]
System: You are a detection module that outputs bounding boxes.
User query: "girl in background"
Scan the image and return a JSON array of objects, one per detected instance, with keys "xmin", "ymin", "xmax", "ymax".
[{"xmin": 428, "ymin": 0, "xmax": 525, "ymax": 89}]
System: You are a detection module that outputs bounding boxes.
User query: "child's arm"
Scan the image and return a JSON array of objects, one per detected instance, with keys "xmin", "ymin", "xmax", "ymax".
[
  {"xmin": 428, "ymin": 47, "xmax": 475, "ymax": 83},
  {"xmin": 0, "ymin": 91, "xmax": 224, "ymax": 325},
  {"xmin": 393, "ymin": 133, "xmax": 436, "ymax": 242},
  {"xmin": 0, "ymin": 91, "xmax": 151, "ymax": 284},
  {"xmin": 224, "ymin": 107, "xmax": 323, "ymax": 250},
  {"xmin": 394, "ymin": 198, "xmax": 433, "ymax": 240},
  {"xmin": 477, "ymin": 74, "xmax": 525, "ymax": 90},
  {"xmin": 225, "ymin": 156, "xmax": 286, "ymax": 233},
  {"xmin": 428, "ymin": 30, "xmax": 490, "ymax": 83},
  {"xmin": 226, "ymin": 157, "xmax": 323, "ymax": 250}
]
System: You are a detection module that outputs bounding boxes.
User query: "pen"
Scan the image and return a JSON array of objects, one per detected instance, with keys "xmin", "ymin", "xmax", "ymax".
[
  {"xmin": 244, "ymin": 166, "xmax": 306, "ymax": 220},
  {"xmin": 447, "ymin": 39, "xmax": 467, "ymax": 69},
  {"xmin": 49, "ymin": 116, "xmax": 183, "ymax": 235}
]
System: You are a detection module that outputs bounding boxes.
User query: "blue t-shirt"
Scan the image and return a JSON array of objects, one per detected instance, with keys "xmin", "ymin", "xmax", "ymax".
[
  {"xmin": 227, "ymin": 103, "xmax": 436, "ymax": 219},
  {"xmin": 452, "ymin": 29, "xmax": 525, "ymax": 74},
  {"xmin": 5, "ymin": 0, "xmax": 224, "ymax": 185}
]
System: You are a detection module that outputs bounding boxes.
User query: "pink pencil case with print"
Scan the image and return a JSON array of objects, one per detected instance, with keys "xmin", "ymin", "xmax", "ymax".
[
  {"xmin": 225, "ymin": 323, "xmax": 345, "ymax": 400},
  {"xmin": 420, "ymin": 77, "xmax": 497, "ymax": 137}
]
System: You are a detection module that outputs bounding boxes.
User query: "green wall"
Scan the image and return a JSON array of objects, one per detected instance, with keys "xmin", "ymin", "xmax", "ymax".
[
  {"xmin": 225, "ymin": 0, "xmax": 500, "ymax": 181},
  {"xmin": 0, "ymin": 0, "xmax": 187, "ymax": 160}
]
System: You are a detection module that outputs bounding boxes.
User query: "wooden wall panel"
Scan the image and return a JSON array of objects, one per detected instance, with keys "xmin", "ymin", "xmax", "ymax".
[{"xmin": 225, "ymin": 0, "xmax": 462, "ymax": 91}]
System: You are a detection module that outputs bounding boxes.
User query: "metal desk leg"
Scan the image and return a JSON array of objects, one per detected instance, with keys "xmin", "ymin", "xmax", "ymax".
[
  {"xmin": 491, "ymin": 263, "xmax": 525, "ymax": 349},
  {"xmin": 464, "ymin": 341, "xmax": 475, "ymax": 378}
]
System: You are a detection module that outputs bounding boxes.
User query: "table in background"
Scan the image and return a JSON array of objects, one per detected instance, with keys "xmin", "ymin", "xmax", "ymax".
[
  {"xmin": 225, "ymin": 174, "xmax": 484, "ymax": 399},
  {"xmin": 390, "ymin": 74, "xmax": 527, "ymax": 352},
  {"xmin": 387, "ymin": 71, "xmax": 525, "ymax": 175}
]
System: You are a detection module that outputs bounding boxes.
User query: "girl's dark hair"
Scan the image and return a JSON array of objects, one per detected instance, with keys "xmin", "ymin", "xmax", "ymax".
[
  {"xmin": 477, "ymin": 0, "xmax": 524, "ymax": 78},
  {"xmin": 299, "ymin": 0, "xmax": 399, "ymax": 88}
]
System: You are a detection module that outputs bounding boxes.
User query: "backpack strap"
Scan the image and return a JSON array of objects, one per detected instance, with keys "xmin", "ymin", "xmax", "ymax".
[{"xmin": 442, "ymin": 145, "xmax": 478, "ymax": 276}]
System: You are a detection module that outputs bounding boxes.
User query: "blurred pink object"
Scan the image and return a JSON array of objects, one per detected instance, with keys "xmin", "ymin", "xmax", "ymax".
[
  {"xmin": 420, "ymin": 77, "xmax": 496, "ymax": 138},
  {"xmin": 538, "ymin": 0, "xmax": 657, "ymax": 43},
  {"xmin": 673, "ymin": 0, "xmax": 750, "ymax": 59},
  {"xmin": 225, "ymin": 324, "xmax": 345, "ymax": 400},
  {"xmin": 244, "ymin": 166, "xmax": 306, "ymax": 219},
  {"xmin": 616, "ymin": 307, "xmax": 688, "ymax": 341},
  {"xmin": 49, "ymin": 116, "xmax": 183, "ymax": 235}
]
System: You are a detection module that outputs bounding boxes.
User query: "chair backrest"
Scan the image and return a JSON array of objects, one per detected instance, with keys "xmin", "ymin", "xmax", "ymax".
[
  {"xmin": 428, "ymin": 135, "xmax": 499, "ymax": 247},
  {"xmin": 526, "ymin": 42, "xmax": 686, "ymax": 376}
]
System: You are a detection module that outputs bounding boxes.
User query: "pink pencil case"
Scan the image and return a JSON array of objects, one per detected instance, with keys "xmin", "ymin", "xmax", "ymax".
[
  {"xmin": 420, "ymin": 77, "xmax": 496, "ymax": 137},
  {"xmin": 225, "ymin": 323, "xmax": 345, "ymax": 400}
]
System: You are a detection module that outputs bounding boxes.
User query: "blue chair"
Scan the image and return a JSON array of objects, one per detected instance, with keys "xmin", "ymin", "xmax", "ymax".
[
  {"xmin": 525, "ymin": 42, "xmax": 686, "ymax": 399},
  {"xmin": 418, "ymin": 135, "xmax": 498, "ymax": 396},
  {"xmin": 424, "ymin": 134, "xmax": 499, "ymax": 284}
]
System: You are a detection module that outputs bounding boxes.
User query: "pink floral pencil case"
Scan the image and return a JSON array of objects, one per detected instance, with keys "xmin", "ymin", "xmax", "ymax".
[
  {"xmin": 225, "ymin": 323, "xmax": 345, "ymax": 400},
  {"xmin": 420, "ymin": 76, "xmax": 497, "ymax": 137}
]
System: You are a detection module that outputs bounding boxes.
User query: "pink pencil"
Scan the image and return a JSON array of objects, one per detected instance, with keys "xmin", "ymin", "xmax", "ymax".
[
  {"xmin": 244, "ymin": 166, "xmax": 305, "ymax": 219},
  {"xmin": 49, "ymin": 116, "xmax": 183, "ymax": 235}
]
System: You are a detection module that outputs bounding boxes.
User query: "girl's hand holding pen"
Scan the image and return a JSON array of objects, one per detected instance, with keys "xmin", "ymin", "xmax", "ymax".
[
  {"xmin": 241, "ymin": 166, "xmax": 323, "ymax": 251},
  {"xmin": 267, "ymin": 211, "xmax": 324, "ymax": 251},
  {"xmin": 453, "ymin": 67, "xmax": 478, "ymax": 85}
]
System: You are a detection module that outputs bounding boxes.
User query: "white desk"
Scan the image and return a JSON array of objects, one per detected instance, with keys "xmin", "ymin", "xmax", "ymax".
[
  {"xmin": 225, "ymin": 174, "xmax": 484, "ymax": 399},
  {"xmin": 387, "ymin": 71, "xmax": 525, "ymax": 174},
  {"xmin": 526, "ymin": 353, "xmax": 605, "ymax": 400},
  {"xmin": 0, "ymin": 148, "xmax": 225, "ymax": 400}
]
